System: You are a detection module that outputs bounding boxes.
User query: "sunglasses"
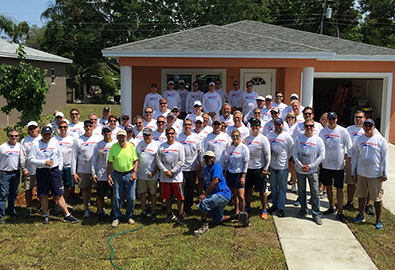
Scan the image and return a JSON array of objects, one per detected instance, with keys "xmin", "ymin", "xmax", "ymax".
[
  {"xmin": 304, "ymin": 124, "xmax": 314, "ymax": 128},
  {"xmin": 145, "ymin": 111, "xmax": 153, "ymax": 114},
  {"xmin": 157, "ymin": 121, "xmax": 165, "ymax": 124},
  {"xmin": 247, "ymin": 85, "xmax": 253, "ymax": 87},
  {"xmin": 354, "ymin": 116, "xmax": 363, "ymax": 119},
  {"xmin": 168, "ymin": 83, "xmax": 174, "ymax": 86},
  {"xmin": 90, "ymin": 119, "xmax": 97, "ymax": 121},
  {"xmin": 184, "ymin": 123, "xmax": 192, "ymax": 126},
  {"xmin": 160, "ymin": 102, "xmax": 167, "ymax": 105},
  {"xmin": 303, "ymin": 112, "xmax": 312, "ymax": 116},
  {"xmin": 251, "ymin": 123, "xmax": 260, "ymax": 127},
  {"xmin": 291, "ymin": 97, "xmax": 298, "ymax": 100},
  {"xmin": 213, "ymin": 122, "xmax": 221, "ymax": 126},
  {"xmin": 166, "ymin": 132, "xmax": 175, "ymax": 135},
  {"xmin": 70, "ymin": 113, "xmax": 79, "ymax": 116},
  {"xmin": 233, "ymin": 84, "xmax": 239, "ymax": 86},
  {"xmin": 215, "ymin": 82, "xmax": 221, "ymax": 85},
  {"xmin": 122, "ymin": 118, "xmax": 129, "ymax": 120},
  {"xmin": 179, "ymin": 83, "xmax": 185, "ymax": 85},
  {"xmin": 9, "ymin": 135, "xmax": 19, "ymax": 138},
  {"xmin": 59, "ymin": 126, "xmax": 68, "ymax": 129},
  {"xmin": 276, "ymin": 95, "xmax": 283, "ymax": 98},
  {"xmin": 84, "ymin": 125, "xmax": 93, "ymax": 128},
  {"xmin": 193, "ymin": 84, "xmax": 199, "ymax": 87},
  {"xmin": 28, "ymin": 126, "xmax": 38, "ymax": 130},
  {"xmin": 109, "ymin": 120, "xmax": 117, "ymax": 123},
  {"xmin": 102, "ymin": 130, "xmax": 111, "ymax": 134},
  {"xmin": 364, "ymin": 124, "xmax": 373, "ymax": 128},
  {"xmin": 143, "ymin": 134, "xmax": 152, "ymax": 136},
  {"xmin": 231, "ymin": 135, "xmax": 240, "ymax": 138},
  {"xmin": 271, "ymin": 112, "xmax": 278, "ymax": 115}
]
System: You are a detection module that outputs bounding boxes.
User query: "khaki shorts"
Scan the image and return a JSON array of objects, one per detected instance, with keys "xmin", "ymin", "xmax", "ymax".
[
  {"xmin": 24, "ymin": 174, "xmax": 37, "ymax": 191},
  {"xmin": 345, "ymin": 167, "xmax": 355, "ymax": 185},
  {"xmin": 78, "ymin": 173, "xmax": 92, "ymax": 189},
  {"xmin": 355, "ymin": 175, "xmax": 384, "ymax": 202},
  {"xmin": 137, "ymin": 179, "xmax": 158, "ymax": 195}
]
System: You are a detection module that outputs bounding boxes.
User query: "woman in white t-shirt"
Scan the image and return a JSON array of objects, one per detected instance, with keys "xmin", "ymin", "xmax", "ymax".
[{"xmin": 285, "ymin": 112, "xmax": 298, "ymax": 193}]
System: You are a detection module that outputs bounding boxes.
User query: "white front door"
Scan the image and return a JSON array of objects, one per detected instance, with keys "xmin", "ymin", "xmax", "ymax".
[{"xmin": 241, "ymin": 69, "xmax": 275, "ymax": 97}]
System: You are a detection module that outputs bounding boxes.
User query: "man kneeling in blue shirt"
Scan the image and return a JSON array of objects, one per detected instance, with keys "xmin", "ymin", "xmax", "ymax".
[{"xmin": 194, "ymin": 151, "xmax": 249, "ymax": 236}]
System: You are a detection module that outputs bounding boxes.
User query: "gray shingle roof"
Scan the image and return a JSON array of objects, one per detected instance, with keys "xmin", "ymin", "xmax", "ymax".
[
  {"xmin": 102, "ymin": 20, "xmax": 395, "ymax": 60},
  {"xmin": 0, "ymin": 39, "xmax": 72, "ymax": 64}
]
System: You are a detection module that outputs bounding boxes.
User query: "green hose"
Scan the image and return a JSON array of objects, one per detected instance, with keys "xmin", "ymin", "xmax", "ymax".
[{"xmin": 107, "ymin": 224, "xmax": 146, "ymax": 270}]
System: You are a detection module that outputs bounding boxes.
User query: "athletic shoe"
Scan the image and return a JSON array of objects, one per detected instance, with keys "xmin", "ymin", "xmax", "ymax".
[
  {"xmin": 320, "ymin": 192, "xmax": 327, "ymax": 199},
  {"xmin": 63, "ymin": 214, "xmax": 79, "ymax": 224},
  {"xmin": 137, "ymin": 212, "xmax": 147, "ymax": 221},
  {"xmin": 176, "ymin": 216, "xmax": 185, "ymax": 226},
  {"xmin": 145, "ymin": 204, "xmax": 152, "ymax": 213},
  {"xmin": 344, "ymin": 201, "xmax": 356, "ymax": 210},
  {"xmin": 353, "ymin": 213, "xmax": 365, "ymax": 223},
  {"xmin": 375, "ymin": 219, "xmax": 383, "ymax": 229},
  {"xmin": 194, "ymin": 223, "xmax": 209, "ymax": 236},
  {"xmin": 297, "ymin": 212, "xmax": 306, "ymax": 218},
  {"xmin": 261, "ymin": 210, "xmax": 268, "ymax": 220},
  {"xmin": 313, "ymin": 216, "xmax": 323, "ymax": 225},
  {"xmin": 267, "ymin": 205, "xmax": 278, "ymax": 214},
  {"xmin": 336, "ymin": 212, "xmax": 348, "ymax": 223},
  {"xmin": 245, "ymin": 206, "xmax": 252, "ymax": 214},
  {"xmin": 278, "ymin": 209, "xmax": 285, "ymax": 218},
  {"xmin": 43, "ymin": 216, "xmax": 50, "ymax": 225},
  {"xmin": 99, "ymin": 213, "xmax": 105, "ymax": 224},
  {"xmin": 166, "ymin": 212, "xmax": 176, "ymax": 223},
  {"xmin": 25, "ymin": 207, "xmax": 33, "ymax": 218},
  {"xmin": 238, "ymin": 212, "xmax": 249, "ymax": 227},
  {"xmin": 7, "ymin": 209, "xmax": 17, "ymax": 216},
  {"xmin": 161, "ymin": 202, "xmax": 167, "ymax": 210},
  {"xmin": 323, "ymin": 207, "xmax": 336, "ymax": 215},
  {"xmin": 83, "ymin": 209, "xmax": 91, "ymax": 218},
  {"xmin": 365, "ymin": 204, "xmax": 374, "ymax": 216},
  {"xmin": 128, "ymin": 218, "xmax": 135, "ymax": 225},
  {"xmin": 150, "ymin": 212, "xmax": 157, "ymax": 221},
  {"xmin": 293, "ymin": 197, "xmax": 300, "ymax": 206},
  {"xmin": 291, "ymin": 184, "xmax": 297, "ymax": 194},
  {"xmin": 111, "ymin": 219, "xmax": 120, "ymax": 228}
]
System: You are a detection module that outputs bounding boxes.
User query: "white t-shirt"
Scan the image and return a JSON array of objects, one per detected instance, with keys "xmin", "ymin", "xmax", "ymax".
[
  {"xmin": 226, "ymin": 124, "xmax": 250, "ymax": 141},
  {"xmin": 351, "ymin": 134, "xmax": 389, "ymax": 178},
  {"xmin": 0, "ymin": 142, "xmax": 21, "ymax": 171},
  {"xmin": 273, "ymin": 102, "xmax": 288, "ymax": 114},
  {"xmin": 68, "ymin": 122, "xmax": 84, "ymax": 139},
  {"xmin": 28, "ymin": 139, "xmax": 63, "ymax": 170},
  {"xmin": 226, "ymin": 143, "xmax": 250, "ymax": 174},
  {"xmin": 91, "ymin": 139, "xmax": 116, "ymax": 181},
  {"xmin": 228, "ymin": 89, "xmax": 243, "ymax": 108},
  {"xmin": 136, "ymin": 140, "xmax": 160, "ymax": 180},
  {"xmin": 55, "ymin": 135, "xmax": 76, "ymax": 168},
  {"xmin": 347, "ymin": 125, "xmax": 381, "ymax": 158},
  {"xmin": 185, "ymin": 91, "xmax": 204, "ymax": 114},
  {"xmin": 260, "ymin": 108, "xmax": 273, "ymax": 125},
  {"xmin": 20, "ymin": 135, "xmax": 41, "ymax": 175},
  {"xmin": 178, "ymin": 89, "xmax": 189, "ymax": 113},
  {"xmin": 152, "ymin": 130, "xmax": 167, "ymax": 144},
  {"xmin": 242, "ymin": 91, "xmax": 258, "ymax": 114},
  {"xmin": 267, "ymin": 132, "xmax": 294, "ymax": 170},
  {"xmin": 143, "ymin": 119, "xmax": 157, "ymax": 132},
  {"xmin": 293, "ymin": 134, "xmax": 325, "ymax": 174},
  {"xmin": 177, "ymin": 133, "xmax": 202, "ymax": 171},
  {"xmin": 280, "ymin": 105, "xmax": 305, "ymax": 119},
  {"xmin": 192, "ymin": 129, "xmax": 208, "ymax": 142},
  {"xmin": 220, "ymin": 115, "xmax": 234, "ymax": 126},
  {"xmin": 292, "ymin": 121, "xmax": 323, "ymax": 140},
  {"xmin": 202, "ymin": 91, "xmax": 222, "ymax": 116},
  {"xmin": 71, "ymin": 135, "xmax": 100, "ymax": 175},
  {"xmin": 203, "ymin": 132, "xmax": 230, "ymax": 168},
  {"xmin": 262, "ymin": 121, "xmax": 289, "ymax": 136},
  {"xmin": 201, "ymin": 125, "xmax": 214, "ymax": 136},
  {"xmin": 216, "ymin": 88, "xmax": 229, "ymax": 103},
  {"xmin": 319, "ymin": 125, "xmax": 352, "ymax": 170},
  {"xmin": 163, "ymin": 90, "xmax": 181, "ymax": 110},
  {"xmin": 143, "ymin": 93, "xmax": 162, "ymax": 112},
  {"xmin": 110, "ymin": 126, "xmax": 123, "ymax": 140},
  {"xmin": 156, "ymin": 141, "xmax": 185, "ymax": 183},
  {"xmin": 153, "ymin": 109, "xmax": 170, "ymax": 120},
  {"xmin": 244, "ymin": 134, "xmax": 271, "ymax": 170}
]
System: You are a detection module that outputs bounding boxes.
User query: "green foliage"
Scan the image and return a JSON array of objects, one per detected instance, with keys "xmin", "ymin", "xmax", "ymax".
[
  {"xmin": 0, "ymin": 44, "xmax": 50, "ymax": 128},
  {"xmin": 0, "ymin": 14, "xmax": 30, "ymax": 43}
]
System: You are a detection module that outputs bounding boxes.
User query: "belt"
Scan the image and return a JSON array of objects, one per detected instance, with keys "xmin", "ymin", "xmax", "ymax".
[
  {"xmin": 1, "ymin": 170, "xmax": 19, "ymax": 174},
  {"xmin": 37, "ymin": 166, "xmax": 59, "ymax": 171},
  {"xmin": 114, "ymin": 169, "xmax": 134, "ymax": 176}
]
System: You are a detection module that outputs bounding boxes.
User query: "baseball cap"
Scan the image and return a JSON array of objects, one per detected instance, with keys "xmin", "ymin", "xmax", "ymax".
[
  {"xmin": 203, "ymin": 150, "xmax": 215, "ymax": 158},
  {"xmin": 274, "ymin": 118, "xmax": 284, "ymax": 125},
  {"xmin": 102, "ymin": 125, "xmax": 111, "ymax": 132},
  {"xmin": 27, "ymin": 121, "xmax": 38, "ymax": 128},
  {"xmin": 55, "ymin": 111, "xmax": 64, "ymax": 118},
  {"xmin": 84, "ymin": 119, "xmax": 93, "ymax": 125},
  {"xmin": 249, "ymin": 118, "xmax": 261, "ymax": 125},
  {"xmin": 167, "ymin": 112, "xmax": 176, "ymax": 119},
  {"xmin": 125, "ymin": 125, "xmax": 133, "ymax": 132},
  {"xmin": 151, "ymin": 83, "xmax": 157, "ymax": 88},
  {"xmin": 195, "ymin": 116, "xmax": 203, "ymax": 123},
  {"xmin": 193, "ymin": 100, "xmax": 202, "ymax": 107},
  {"xmin": 103, "ymin": 106, "xmax": 110, "ymax": 112},
  {"xmin": 171, "ymin": 106, "xmax": 179, "ymax": 112},
  {"xmin": 121, "ymin": 113, "xmax": 130, "ymax": 119},
  {"xmin": 290, "ymin": 93, "xmax": 299, "ymax": 99},
  {"xmin": 209, "ymin": 82, "xmax": 215, "ymax": 86},
  {"xmin": 117, "ymin": 129, "xmax": 127, "ymax": 136},
  {"xmin": 328, "ymin": 112, "xmax": 337, "ymax": 119},
  {"xmin": 265, "ymin": 95, "xmax": 273, "ymax": 100},
  {"xmin": 364, "ymin": 119, "xmax": 375, "ymax": 126},
  {"xmin": 168, "ymin": 80, "xmax": 174, "ymax": 84},
  {"xmin": 143, "ymin": 128, "xmax": 153, "ymax": 136},
  {"xmin": 212, "ymin": 117, "xmax": 221, "ymax": 124},
  {"xmin": 41, "ymin": 126, "xmax": 53, "ymax": 134},
  {"xmin": 271, "ymin": 107, "xmax": 279, "ymax": 113},
  {"xmin": 256, "ymin": 96, "xmax": 265, "ymax": 101}
]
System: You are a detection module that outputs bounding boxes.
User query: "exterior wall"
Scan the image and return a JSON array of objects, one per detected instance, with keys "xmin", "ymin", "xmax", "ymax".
[{"xmin": 0, "ymin": 58, "xmax": 67, "ymax": 127}]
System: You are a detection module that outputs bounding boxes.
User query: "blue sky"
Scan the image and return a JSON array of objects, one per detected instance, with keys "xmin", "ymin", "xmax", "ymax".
[{"xmin": 0, "ymin": 0, "xmax": 50, "ymax": 27}]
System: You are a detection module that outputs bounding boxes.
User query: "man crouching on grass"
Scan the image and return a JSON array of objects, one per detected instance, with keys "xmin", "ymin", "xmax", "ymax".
[{"xmin": 194, "ymin": 151, "xmax": 249, "ymax": 236}]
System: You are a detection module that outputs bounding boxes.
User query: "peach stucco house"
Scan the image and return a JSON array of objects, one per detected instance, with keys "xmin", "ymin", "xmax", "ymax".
[{"xmin": 102, "ymin": 20, "xmax": 395, "ymax": 142}]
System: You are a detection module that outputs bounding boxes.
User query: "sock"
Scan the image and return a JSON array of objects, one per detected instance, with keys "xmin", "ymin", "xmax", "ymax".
[{"xmin": 65, "ymin": 213, "xmax": 70, "ymax": 218}]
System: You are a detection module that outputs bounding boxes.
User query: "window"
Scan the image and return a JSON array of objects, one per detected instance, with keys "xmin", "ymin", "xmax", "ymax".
[{"xmin": 51, "ymin": 68, "xmax": 55, "ymax": 84}]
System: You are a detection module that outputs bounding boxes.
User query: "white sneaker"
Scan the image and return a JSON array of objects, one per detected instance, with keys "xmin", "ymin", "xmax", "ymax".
[
  {"xmin": 83, "ymin": 209, "xmax": 91, "ymax": 218},
  {"xmin": 128, "ymin": 218, "xmax": 135, "ymax": 225},
  {"xmin": 111, "ymin": 219, "xmax": 120, "ymax": 228}
]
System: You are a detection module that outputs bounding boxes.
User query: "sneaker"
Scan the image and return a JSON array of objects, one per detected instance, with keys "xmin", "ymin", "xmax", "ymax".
[
  {"xmin": 150, "ymin": 212, "xmax": 157, "ymax": 221},
  {"xmin": 111, "ymin": 219, "xmax": 120, "ymax": 228},
  {"xmin": 176, "ymin": 216, "xmax": 185, "ymax": 226},
  {"xmin": 43, "ymin": 216, "xmax": 50, "ymax": 225},
  {"xmin": 297, "ymin": 211, "xmax": 306, "ymax": 218},
  {"xmin": 166, "ymin": 212, "xmax": 175, "ymax": 223},
  {"xmin": 83, "ymin": 209, "xmax": 91, "ymax": 218},
  {"xmin": 323, "ymin": 207, "xmax": 336, "ymax": 215},
  {"xmin": 63, "ymin": 214, "xmax": 79, "ymax": 224},
  {"xmin": 7, "ymin": 209, "xmax": 17, "ymax": 216},
  {"xmin": 293, "ymin": 197, "xmax": 300, "ymax": 206},
  {"xmin": 245, "ymin": 206, "xmax": 251, "ymax": 214},
  {"xmin": 344, "ymin": 201, "xmax": 356, "ymax": 210},
  {"xmin": 267, "ymin": 205, "xmax": 278, "ymax": 214},
  {"xmin": 336, "ymin": 212, "xmax": 348, "ymax": 223},
  {"xmin": 278, "ymin": 209, "xmax": 285, "ymax": 218},
  {"xmin": 194, "ymin": 223, "xmax": 209, "ymax": 236},
  {"xmin": 128, "ymin": 218, "xmax": 135, "ymax": 225},
  {"xmin": 375, "ymin": 219, "xmax": 383, "ymax": 229},
  {"xmin": 320, "ymin": 192, "xmax": 327, "ymax": 199},
  {"xmin": 137, "ymin": 212, "xmax": 147, "ymax": 221},
  {"xmin": 365, "ymin": 204, "xmax": 374, "ymax": 216},
  {"xmin": 261, "ymin": 210, "xmax": 268, "ymax": 220},
  {"xmin": 291, "ymin": 184, "xmax": 297, "ymax": 194},
  {"xmin": 99, "ymin": 213, "xmax": 105, "ymax": 224},
  {"xmin": 238, "ymin": 212, "xmax": 249, "ymax": 227},
  {"xmin": 25, "ymin": 207, "xmax": 33, "ymax": 218},
  {"xmin": 353, "ymin": 213, "xmax": 365, "ymax": 223},
  {"xmin": 161, "ymin": 202, "xmax": 167, "ymax": 210},
  {"xmin": 313, "ymin": 216, "xmax": 323, "ymax": 225},
  {"xmin": 145, "ymin": 204, "xmax": 152, "ymax": 213}
]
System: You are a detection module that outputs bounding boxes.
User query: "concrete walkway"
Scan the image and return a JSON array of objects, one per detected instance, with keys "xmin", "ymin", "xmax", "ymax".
[{"xmin": 271, "ymin": 144, "xmax": 395, "ymax": 270}]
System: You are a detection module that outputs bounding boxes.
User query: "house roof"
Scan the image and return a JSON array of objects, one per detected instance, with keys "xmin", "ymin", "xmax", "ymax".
[
  {"xmin": 102, "ymin": 20, "xmax": 395, "ymax": 61},
  {"xmin": 0, "ymin": 39, "xmax": 72, "ymax": 64}
]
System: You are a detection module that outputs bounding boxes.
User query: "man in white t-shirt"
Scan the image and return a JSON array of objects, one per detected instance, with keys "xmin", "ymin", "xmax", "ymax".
[
  {"xmin": 177, "ymin": 79, "xmax": 189, "ymax": 119},
  {"xmin": 163, "ymin": 81, "xmax": 181, "ymax": 110},
  {"xmin": 243, "ymin": 96, "xmax": 265, "ymax": 123},
  {"xmin": 153, "ymin": 98, "xmax": 171, "ymax": 120},
  {"xmin": 241, "ymin": 81, "xmax": 258, "ymax": 114},
  {"xmin": 228, "ymin": 80, "xmax": 243, "ymax": 112},
  {"xmin": 280, "ymin": 93, "xmax": 305, "ymax": 119},
  {"xmin": 273, "ymin": 91, "xmax": 287, "ymax": 114},
  {"xmin": 68, "ymin": 108, "xmax": 84, "ymax": 139},
  {"xmin": 143, "ymin": 83, "xmax": 162, "ymax": 113},
  {"xmin": 202, "ymin": 82, "xmax": 222, "ymax": 118},
  {"xmin": 143, "ymin": 107, "xmax": 157, "ymax": 132},
  {"xmin": 203, "ymin": 118, "xmax": 230, "ymax": 169},
  {"xmin": 186, "ymin": 81, "xmax": 204, "ymax": 114},
  {"xmin": 260, "ymin": 95, "xmax": 274, "ymax": 125},
  {"xmin": 152, "ymin": 116, "xmax": 167, "ymax": 144},
  {"xmin": 220, "ymin": 103, "xmax": 234, "ymax": 126},
  {"xmin": 292, "ymin": 106, "xmax": 323, "ymax": 140},
  {"xmin": 215, "ymin": 79, "xmax": 228, "ymax": 104},
  {"xmin": 186, "ymin": 100, "xmax": 204, "ymax": 125}
]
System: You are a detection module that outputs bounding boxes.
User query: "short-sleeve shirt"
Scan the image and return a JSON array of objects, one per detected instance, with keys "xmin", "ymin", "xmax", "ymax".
[
  {"xmin": 108, "ymin": 142, "xmax": 138, "ymax": 172},
  {"xmin": 203, "ymin": 163, "xmax": 231, "ymax": 200}
]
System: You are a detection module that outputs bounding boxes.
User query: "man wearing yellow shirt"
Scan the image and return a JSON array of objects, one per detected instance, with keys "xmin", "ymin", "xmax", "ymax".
[{"xmin": 107, "ymin": 130, "xmax": 139, "ymax": 228}]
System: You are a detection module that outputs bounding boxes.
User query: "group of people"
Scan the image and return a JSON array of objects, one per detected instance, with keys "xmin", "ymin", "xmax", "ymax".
[{"xmin": 0, "ymin": 82, "xmax": 388, "ymax": 235}]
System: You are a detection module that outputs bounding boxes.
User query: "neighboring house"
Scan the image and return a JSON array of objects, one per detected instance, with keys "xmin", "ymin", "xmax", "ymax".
[
  {"xmin": 0, "ymin": 39, "xmax": 72, "ymax": 127},
  {"xmin": 103, "ymin": 20, "xmax": 395, "ymax": 142}
]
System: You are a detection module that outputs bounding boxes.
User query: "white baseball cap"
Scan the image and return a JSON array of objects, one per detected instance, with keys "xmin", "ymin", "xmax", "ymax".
[{"xmin": 27, "ymin": 121, "xmax": 38, "ymax": 128}]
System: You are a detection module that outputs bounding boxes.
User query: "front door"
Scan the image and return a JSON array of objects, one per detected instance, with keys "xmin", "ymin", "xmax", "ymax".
[{"xmin": 243, "ymin": 72, "xmax": 273, "ymax": 97}]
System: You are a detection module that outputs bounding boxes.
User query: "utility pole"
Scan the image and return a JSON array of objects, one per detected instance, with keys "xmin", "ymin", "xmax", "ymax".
[{"xmin": 319, "ymin": 0, "xmax": 332, "ymax": 35}]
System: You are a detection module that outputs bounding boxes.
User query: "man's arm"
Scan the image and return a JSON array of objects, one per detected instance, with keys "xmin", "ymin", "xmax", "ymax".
[{"xmin": 198, "ymin": 177, "xmax": 219, "ymax": 202}]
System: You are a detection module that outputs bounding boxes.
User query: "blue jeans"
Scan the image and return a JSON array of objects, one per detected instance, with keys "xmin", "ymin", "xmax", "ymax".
[
  {"xmin": 197, "ymin": 193, "xmax": 230, "ymax": 226},
  {"xmin": 297, "ymin": 172, "xmax": 321, "ymax": 218},
  {"xmin": 0, "ymin": 170, "xmax": 21, "ymax": 218},
  {"xmin": 112, "ymin": 171, "xmax": 136, "ymax": 221},
  {"xmin": 269, "ymin": 168, "xmax": 288, "ymax": 210}
]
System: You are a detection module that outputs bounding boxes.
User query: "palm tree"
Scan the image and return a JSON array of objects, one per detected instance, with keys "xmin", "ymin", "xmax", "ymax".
[{"xmin": 0, "ymin": 15, "xmax": 30, "ymax": 43}]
